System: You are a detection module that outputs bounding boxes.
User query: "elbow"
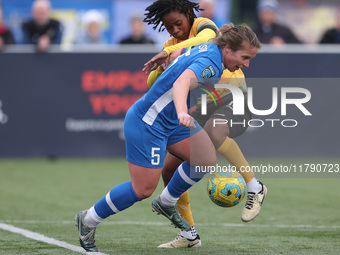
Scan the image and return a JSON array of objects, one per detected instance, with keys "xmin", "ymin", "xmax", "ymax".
[
  {"xmin": 147, "ymin": 76, "xmax": 154, "ymax": 89},
  {"xmin": 147, "ymin": 80, "xmax": 153, "ymax": 89}
]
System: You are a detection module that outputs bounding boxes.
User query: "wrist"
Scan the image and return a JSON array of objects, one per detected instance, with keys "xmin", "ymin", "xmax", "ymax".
[
  {"xmin": 177, "ymin": 111, "xmax": 188, "ymax": 116},
  {"xmin": 162, "ymin": 49, "xmax": 170, "ymax": 56}
]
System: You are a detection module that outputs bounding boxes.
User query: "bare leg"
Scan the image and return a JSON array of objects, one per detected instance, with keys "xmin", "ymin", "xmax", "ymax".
[
  {"xmin": 162, "ymin": 153, "xmax": 183, "ymax": 186},
  {"xmin": 128, "ymin": 162, "xmax": 162, "ymax": 199},
  {"xmin": 167, "ymin": 129, "xmax": 217, "ymax": 167}
]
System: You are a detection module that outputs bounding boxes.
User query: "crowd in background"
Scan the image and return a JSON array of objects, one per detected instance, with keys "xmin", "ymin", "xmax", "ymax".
[{"xmin": 1, "ymin": 0, "xmax": 340, "ymax": 52}]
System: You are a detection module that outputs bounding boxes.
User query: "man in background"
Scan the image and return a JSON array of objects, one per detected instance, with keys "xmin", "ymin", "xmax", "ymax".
[
  {"xmin": 22, "ymin": 0, "xmax": 62, "ymax": 52},
  {"xmin": 253, "ymin": 0, "xmax": 301, "ymax": 44},
  {"xmin": 120, "ymin": 13, "xmax": 154, "ymax": 45},
  {"xmin": 319, "ymin": 9, "xmax": 340, "ymax": 44},
  {"xmin": 0, "ymin": 7, "xmax": 15, "ymax": 50}
]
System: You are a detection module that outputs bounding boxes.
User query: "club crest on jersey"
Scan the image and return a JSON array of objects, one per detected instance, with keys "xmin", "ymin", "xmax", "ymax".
[{"xmin": 202, "ymin": 65, "xmax": 216, "ymax": 79}]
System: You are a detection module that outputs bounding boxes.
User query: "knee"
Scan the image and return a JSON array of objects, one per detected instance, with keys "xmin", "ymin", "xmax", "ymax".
[
  {"xmin": 199, "ymin": 156, "xmax": 217, "ymax": 168},
  {"xmin": 133, "ymin": 185, "xmax": 156, "ymax": 200},
  {"xmin": 204, "ymin": 119, "xmax": 229, "ymax": 149},
  {"xmin": 135, "ymin": 189, "xmax": 154, "ymax": 200},
  {"xmin": 197, "ymin": 146, "xmax": 217, "ymax": 167}
]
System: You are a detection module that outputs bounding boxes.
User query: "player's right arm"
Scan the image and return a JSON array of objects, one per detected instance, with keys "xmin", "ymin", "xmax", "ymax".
[
  {"xmin": 173, "ymin": 69, "xmax": 198, "ymax": 129},
  {"xmin": 145, "ymin": 28, "xmax": 216, "ymax": 77}
]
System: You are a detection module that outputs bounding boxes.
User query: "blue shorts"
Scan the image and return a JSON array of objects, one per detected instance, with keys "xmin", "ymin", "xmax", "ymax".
[
  {"xmin": 124, "ymin": 107, "xmax": 202, "ymax": 168},
  {"xmin": 167, "ymin": 123, "xmax": 202, "ymax": 146}
]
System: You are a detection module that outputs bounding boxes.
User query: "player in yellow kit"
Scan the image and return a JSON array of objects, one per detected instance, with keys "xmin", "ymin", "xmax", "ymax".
[
  {"xmin": 143, "ymin": 2, "xmax": 219, "ymax": 85},
  {"xmin": 143, "ymin": 0, "xmax": 267, "ymax": 248}
]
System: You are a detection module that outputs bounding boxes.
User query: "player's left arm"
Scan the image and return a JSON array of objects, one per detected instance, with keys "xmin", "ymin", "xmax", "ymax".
[
  {"xmin": 147, "ymin": 67, "xmax": 164, "ymax": 88},
  {"xmin": 147, "ymin": 48, "xmax": 187, "ymax": 88}
]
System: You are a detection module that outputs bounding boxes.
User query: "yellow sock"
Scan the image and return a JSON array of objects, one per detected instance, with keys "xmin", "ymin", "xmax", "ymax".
[
  {"xmin": 217, "ymin": 137, "xmax": 255, "ymax": 183},
  {"xmin": 176, "ymin": 191, "xmax": 194, "ymax": 227}
]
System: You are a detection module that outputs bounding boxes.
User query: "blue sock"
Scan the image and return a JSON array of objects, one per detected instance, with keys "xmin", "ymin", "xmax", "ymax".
[
  {"xmin": 167, "ymin": 161, "xmax": 205, "ymax": 198},
  {"xmin": 94, "ymin": 181, "xmax": 141, "ymax": 220}
]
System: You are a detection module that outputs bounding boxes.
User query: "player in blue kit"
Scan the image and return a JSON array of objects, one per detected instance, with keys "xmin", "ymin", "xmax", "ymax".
[{"xmin": 75, "ymin": 24, "xmax": 260, "ymax": 252}]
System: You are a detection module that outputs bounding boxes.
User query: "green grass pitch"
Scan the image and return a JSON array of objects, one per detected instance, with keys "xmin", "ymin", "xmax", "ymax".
[{"xmin": 1, "ymin": 158, "xmax": 340, "ymax": 254}]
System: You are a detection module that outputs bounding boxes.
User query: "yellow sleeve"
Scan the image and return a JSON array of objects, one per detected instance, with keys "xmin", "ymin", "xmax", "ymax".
[
  {"xmin": 147, "ymin": 67, "xmax": 163, "ymax": 88},
  {"xmin": 163, "ymin": 28, "xmax": 216, "ymax": 56},
  {"xmin": 229, "ymin": 69, "xmax": 247, "ymax": 91}
]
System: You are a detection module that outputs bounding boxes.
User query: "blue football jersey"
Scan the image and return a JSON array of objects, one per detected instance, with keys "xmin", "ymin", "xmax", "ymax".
[{"xmin": 132, "ymin": 42, "xmax": 223, "ymax": 133}]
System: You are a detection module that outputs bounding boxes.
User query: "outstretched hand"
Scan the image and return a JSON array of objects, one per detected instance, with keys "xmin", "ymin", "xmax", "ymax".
[{"xmin": 142, "ymin": 51, "xmax": 168, "ymax": 74}]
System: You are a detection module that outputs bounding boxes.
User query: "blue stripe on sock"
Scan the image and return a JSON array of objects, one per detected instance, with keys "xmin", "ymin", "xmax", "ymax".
[
  {"xmin": 94, "ymin": 181, "xmax": 141, "ymax": 219},
  {"xmin": 167, "ymin": 161, "xmax": 204, "ymax": 198}
]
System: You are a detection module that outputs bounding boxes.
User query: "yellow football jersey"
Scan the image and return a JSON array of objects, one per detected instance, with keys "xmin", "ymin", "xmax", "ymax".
[{"xmin": 147, "ymin": 17, "xmax": 218, "ymax": 88}]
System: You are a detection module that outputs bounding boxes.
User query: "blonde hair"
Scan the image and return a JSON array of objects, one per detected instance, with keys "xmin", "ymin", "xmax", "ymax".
[{"xmin": 213, "ymin": 23, "xmax": 261, "ymax": 51}]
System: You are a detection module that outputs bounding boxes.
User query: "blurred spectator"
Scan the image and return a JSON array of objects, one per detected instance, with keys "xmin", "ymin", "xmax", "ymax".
[
  {"xmin": 319, "ymin": 9, "xmax": 340, "ymax": 44},
  {"xmin": 22, "ymin": 0, "xmax": 62, "ymax": 52},
  {"xmin": 0, "ymin": 7, "xmax": 16, "ymax": 50},
  {"xmin": 253, "ymin": 0, "xmax": 301, "ymax": 45},
  {"xmin": 77, "ymin": 10, "xmax": 107, "ymax": 45},
  {"xmin": 199, "ymin": 0, "xmax": 229, "ymax": 29},
  {"xmin": 199, "ymin": 0, "xmax": 229, "ymax": 28},
  {"xmin": 120, "ymin": 13, "xmax": 154, "ymax": 45}
]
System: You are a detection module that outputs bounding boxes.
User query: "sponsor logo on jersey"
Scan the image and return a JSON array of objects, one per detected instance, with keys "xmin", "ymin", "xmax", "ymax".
[{"xmin": 199, "ymin": 44, "xmax": 208, "ymax": 53}]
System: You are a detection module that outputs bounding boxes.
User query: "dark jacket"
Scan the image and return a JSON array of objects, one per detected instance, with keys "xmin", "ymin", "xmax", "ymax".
[
  {"xmin": 253, "ymin": 23, "xmax": 301, "ymax": 44},
  {"xmin": 120, "ymin": 35, "xmax": 154, "ymax": 45},
  {"xmin": 22, "ymin": 18, "xmax": 62, "ymax": 44},
  {"xmin": 0, "ymin": 26, "xmax": 15, "ymax": 44},
  {"xmin": 319, "ymin": 28, "xmax": 340, "ymax": 44}
]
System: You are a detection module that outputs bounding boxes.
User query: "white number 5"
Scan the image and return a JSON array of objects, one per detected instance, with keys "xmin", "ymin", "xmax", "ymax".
[{"xmin": 151, "ymin": 147, "xmax": 160, "ymax": 165}]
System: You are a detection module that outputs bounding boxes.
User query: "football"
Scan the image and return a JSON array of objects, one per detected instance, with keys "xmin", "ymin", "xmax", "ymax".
[{"xmin": 207, "ymin": 170, "xmax": 247, "ymax": 207}]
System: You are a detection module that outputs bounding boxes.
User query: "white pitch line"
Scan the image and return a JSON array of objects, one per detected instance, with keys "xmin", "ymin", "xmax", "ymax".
[
  {"xmin": 1, "ymin": 220, "xmax": 340, "ymax": 229},
  {"xmin": 0, "ymin": 222, "xmax": 108, "ymax": 255}
]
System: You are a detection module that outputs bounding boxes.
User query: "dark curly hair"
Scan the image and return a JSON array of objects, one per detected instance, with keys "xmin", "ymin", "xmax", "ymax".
[{"xmin": 144, "ymin": 0, "xmax": 203, "ymax": 32}]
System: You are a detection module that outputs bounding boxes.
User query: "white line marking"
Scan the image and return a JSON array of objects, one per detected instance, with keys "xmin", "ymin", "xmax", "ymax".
[
  {"xmin": 0, "ymin": 222, "xmax": 108, "ymax": 255},
  {"xmin": 1, "ymin": 220, "xmax": 339, "ymax": 229}
]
